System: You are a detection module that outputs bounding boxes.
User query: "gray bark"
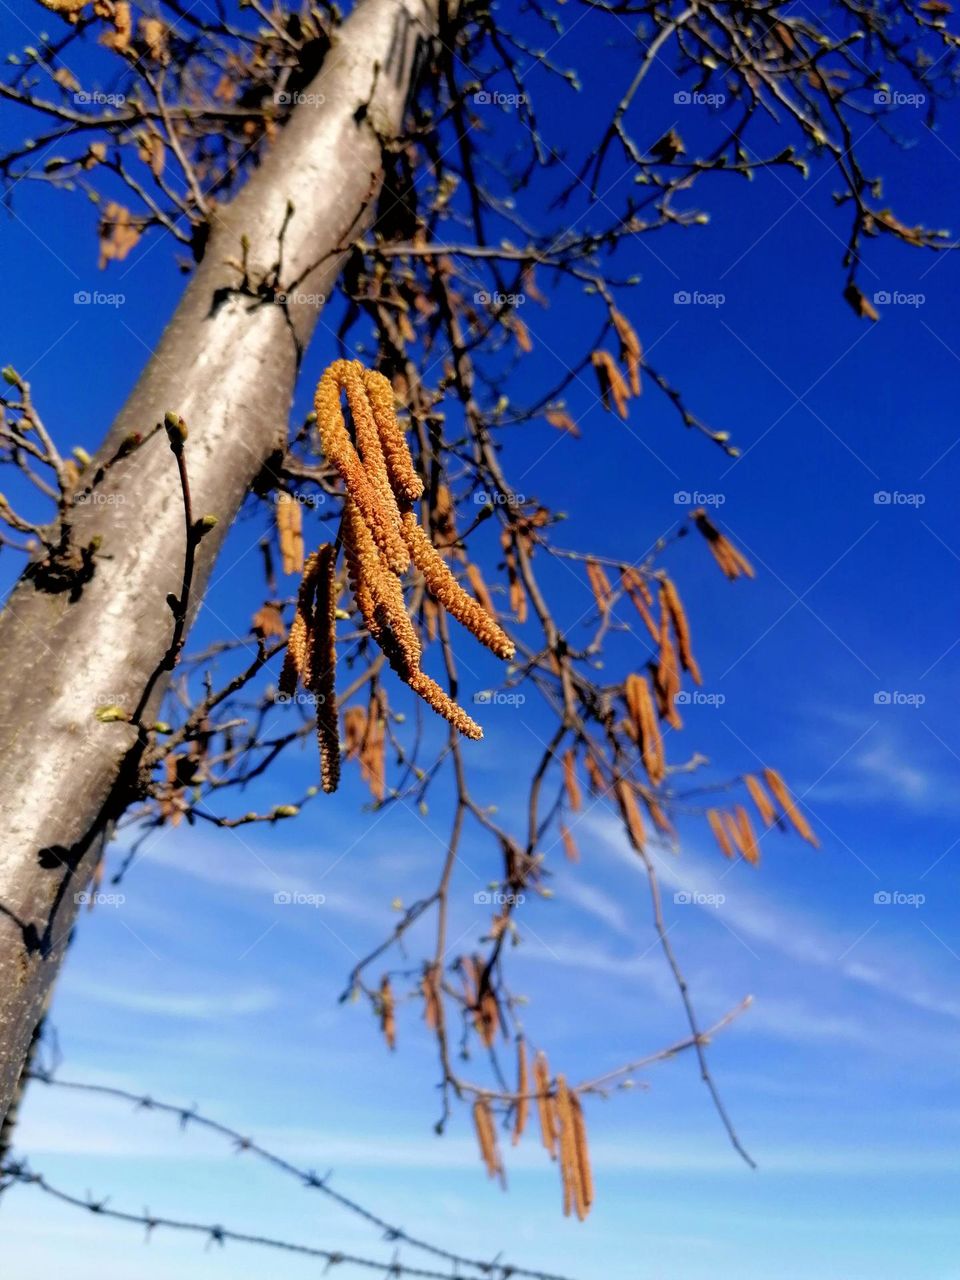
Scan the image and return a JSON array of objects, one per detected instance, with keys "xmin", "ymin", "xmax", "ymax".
[{"xmin": 0, "ymin": 0, "xmax": 445, "ymax": 1123}]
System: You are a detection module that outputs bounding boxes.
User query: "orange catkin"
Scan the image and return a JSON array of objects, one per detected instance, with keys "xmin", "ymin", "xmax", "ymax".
[
  {"xmin": 734, "ymin": 804, "xmax": 760, "ymax": 866},
  {"xmin": 401, "ymin": 511, "xmax": 514, "ymax": 660},
  {"xmin": 660, "ymin": 577, "xmax": 702, "ymax": 685},
  {"xmin": 556, "ymin": 1074, "xmax": 592, "ymax": 1221},
  {"xmin": 472, "ymin": 1098, "xmax": 505, "ymax": 1185},
  {"xmin": 707, "ymin": 807, "xmax": 734, "ymax": 858},
  {"xmin": 625, "ymin": 673, "xmax": 664, "ymax": 785},
  {"xmin": 591, "ymin": 349, "xmax": 630, "ymax": 419},
  {"xmin": 615, "ymin": 779, "xmax": 646, "ymax": 850},
  {"xmin": 279, "ymin": 550, "xmax": 321, "ymax": 698},
  {"xmin": 314, "ymin": 360, "xmax": 408, "ymax": 574},
  {"xmin": 691, "ymin": 508, "xmax": 755, "ymax": 581},
  {"xmin": 763, "ymin": 767, "xmax": 819, "ymax": 847},
  {"xmin": 620, "ymin": 567, "xmax": 659, "ymax": 643},
  {"xmin": 378, "ymin": 976, "xmax": 396, "ymax": 1051},
  {"xmin": 276, "ymin": 491, "xmax": 304, "ymax": 576},
  {"xmin": 560, "ymin": 822, "xmax": 579, "ymax": 863},
  {"xmin": 309, "ymin": 543, "xmax": 340, "ymax": 794},
  {"xmin": 513, "ymin": 1038, "xmax": 530, "ymax": 1146},
  {"xmin": 611, "ymin": 308, "xmax": 642, "ymax": 397},
  {"xmin": 654, "ymin": 601, "xmax": 683, "ymax": 729},
  {"xmin": 533, "ymin": 1051, "xmax": 558, "ymax": 1159},
  {"xmin": 362, "ymin": 367, "xmax": 423, "ymax": 503},
  {"xmin": 585, "ymin": 558, "xmax": 613, "ymax": 616},
  {"xmin": 313, "ymin": 360, "xmax": 512, "ymax": 740},
  {"xmin": 744, "ymin": 773, "xmax": 777, "ymax": 828},
  {"xmin": 562, "ymin": 747, "xmax": 583, "ymax": 813}
]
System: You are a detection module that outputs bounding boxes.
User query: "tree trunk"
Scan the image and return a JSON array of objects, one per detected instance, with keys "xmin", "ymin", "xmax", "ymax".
[{"xmin": 0, "ymin": 0, "xmax": 447, "ymax": 1123}]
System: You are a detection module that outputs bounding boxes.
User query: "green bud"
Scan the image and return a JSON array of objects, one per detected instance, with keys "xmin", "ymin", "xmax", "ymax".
[
  {"xmin": 164, "ymin": 411, "xmax": 187, "ymax": 451},
  {"xmin": 95, "ymin": 705, "xmax": 129, "ymax": 723},
  {"xmin": 194, "ymin": 514, "xmax": 218, "ymax": 537}
]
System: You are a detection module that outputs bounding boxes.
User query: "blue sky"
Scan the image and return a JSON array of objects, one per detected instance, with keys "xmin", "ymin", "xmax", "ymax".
[{"xmin": 1, "ymin": 1, "xmax": 959, "ymax": 1277}]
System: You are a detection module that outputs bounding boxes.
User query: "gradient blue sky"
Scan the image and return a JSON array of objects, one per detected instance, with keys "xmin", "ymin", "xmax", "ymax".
[{"xmin": 1, "ymin": 2, "xmax": 959, "ymax": 1277}]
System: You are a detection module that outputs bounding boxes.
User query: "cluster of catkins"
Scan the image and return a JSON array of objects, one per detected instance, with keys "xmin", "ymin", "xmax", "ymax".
[{"xmin": 279, "ymin": 360, "xmax": 515, "ymax": 792}]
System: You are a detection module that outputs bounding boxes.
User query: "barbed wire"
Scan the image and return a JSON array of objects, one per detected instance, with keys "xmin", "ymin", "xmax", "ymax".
[
  {"xmin": 0, "ymin": 1159, "xmax": 539, "ymax": 1279},
  {"xmin": 21, "ymin": 1071, "xmax": 579, "ymax": 1280}
]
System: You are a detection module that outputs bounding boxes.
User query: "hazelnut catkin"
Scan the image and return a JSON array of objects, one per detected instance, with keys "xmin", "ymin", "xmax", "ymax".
[
  {"xmin": 763, "ymin": 767, "xmax": 819, "ymax": 846},
  {"xmin": 744, "ymin": 773, "xmax": 777, "ymax": 828},
  {"xmin": 533, "ymin": 1051, "xmax": 558, "ymax": 1159},
  {"xmin": 311, "ymin": 359, "xmax": 512, "ymax": 742},
  {"xmin": 512, "ymin": 1038, "xmax": 530, "ymax": 1146},
  {"xmin": 309, "ymin": 543, "xmax": 340, "ymax": 794},
  {"xmin": 362, "ymin": 368, "xmax": 424, "ymax": 503},
  {"xmin": 707, "ymin": 807, "xmax": 734, "ymax": 858},
  {"xmin": 401, "ymin": 510, "xmax": 514, "ymax": 660},
  {"xmin": 660, "ymin": 576, "xmax": 702, "ymax": 685},
  {"xmin": 314, "ymin": 360, "xmax": 409, "ymax": 574},
  {"xmin": 276, "ymin": 491, "xmax": 304, "ymax": 576}
]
